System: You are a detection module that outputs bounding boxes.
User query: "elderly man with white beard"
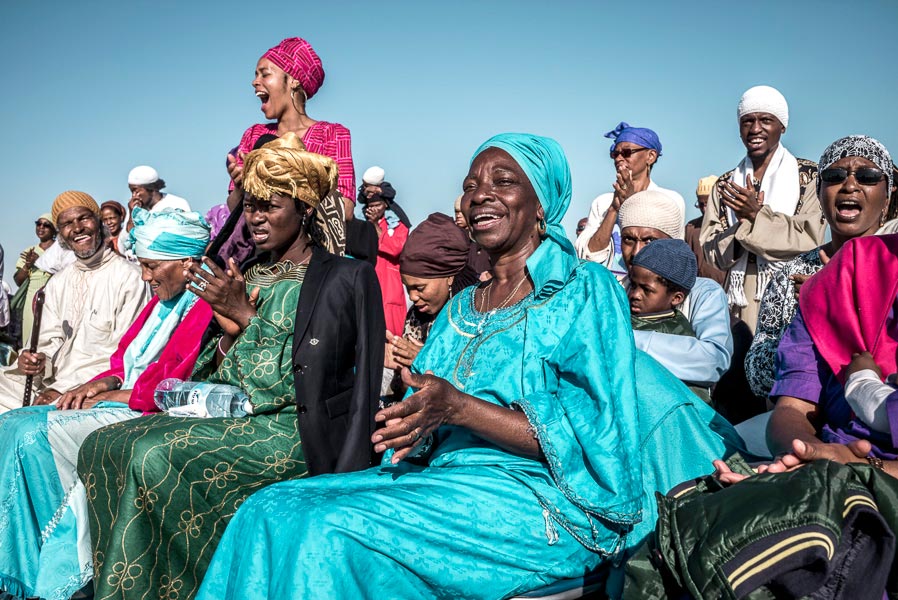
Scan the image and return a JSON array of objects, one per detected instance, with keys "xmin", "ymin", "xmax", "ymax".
[{"xmin": 0, "ymin": 191, "xmax": 148, "ymax": 411}]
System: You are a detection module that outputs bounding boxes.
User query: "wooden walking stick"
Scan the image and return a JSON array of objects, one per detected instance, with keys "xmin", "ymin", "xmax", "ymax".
[{"xmin": 22, "ymin": 288, "xmax": 46, "ymax": 407}]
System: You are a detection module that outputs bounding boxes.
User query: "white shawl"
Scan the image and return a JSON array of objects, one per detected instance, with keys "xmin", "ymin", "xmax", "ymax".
[{"xmin": 726, "ymin": 143, "xmax": 800, "ymax": 307}]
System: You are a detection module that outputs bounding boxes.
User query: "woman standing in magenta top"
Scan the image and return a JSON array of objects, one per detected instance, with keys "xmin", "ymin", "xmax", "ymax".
[
  {"xmin": 228, "ymin": 37, "xmax": 354, "ymax": 199},
  {"xmin": 221, "ymin": 37, "xmax": 354, "ymax": 260}
]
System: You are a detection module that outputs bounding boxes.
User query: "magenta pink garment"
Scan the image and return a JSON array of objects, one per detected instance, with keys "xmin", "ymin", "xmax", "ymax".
[
  {"xmin": 91, "ymin": 296, "xmax": 214, "ymax": 412},
  {"xmin": 262, "ymin": 37, "xmax": 325, "ymax": 99},
  {"xmin": 799, "ymin": 233, "xmax": 898, "ymax": 384},
  {"xmin": 234, "ymin": 121, "xmax": 356, "ymax": 200}
]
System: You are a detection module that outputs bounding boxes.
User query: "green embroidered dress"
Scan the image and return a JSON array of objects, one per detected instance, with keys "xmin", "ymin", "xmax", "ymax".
[{"xmin": 77, "ymin": 261, "xmax": 307, "ymax": 600}]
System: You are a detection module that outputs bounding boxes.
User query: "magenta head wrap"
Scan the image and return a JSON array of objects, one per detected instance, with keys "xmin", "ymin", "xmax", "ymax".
[{"xmin": 262, "ymin": 37, "xmax": 325, "ymax": 100}]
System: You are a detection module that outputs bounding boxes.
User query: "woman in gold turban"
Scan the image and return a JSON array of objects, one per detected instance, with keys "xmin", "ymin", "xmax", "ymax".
[{"xmin": 77, "ymin": 133, "xmax": 386, "ymax": 599}]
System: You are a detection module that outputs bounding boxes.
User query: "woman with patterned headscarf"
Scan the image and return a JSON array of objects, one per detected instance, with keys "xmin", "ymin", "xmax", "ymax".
[
  {"xmin": 216, "ymin": 36, "xmax": 354, "ymax": 263},
  {"xmin": 197, "ymin": 134, "xmax": 744, "ymax": 600},
  {"xmin": 0, "ymin": 208, "xmax": 213, "ymax": 600},
  {"xmin": 746, "ymin": 136, "xmax": 896, "ymax": 403},
  {"xmin": 78, "ymin": 133, "xmax": 384, "ymax": 600}
]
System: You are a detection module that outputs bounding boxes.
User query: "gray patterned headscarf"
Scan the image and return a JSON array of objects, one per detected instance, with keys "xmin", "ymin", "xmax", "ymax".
[{"xmin": 817, "ymin": 135, "xmax": 893, "ymax": 195}]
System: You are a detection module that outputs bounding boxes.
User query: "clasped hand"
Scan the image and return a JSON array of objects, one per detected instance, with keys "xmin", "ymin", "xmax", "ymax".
[
  {"xmin": 17, "ymin": 350, "xmax": 46, "ymax": 376},
  {"xmin": 56, "ymin": 379, "xmax": 123, "ymax": 411},
  {"xmin": 372, "ymin": 369, "xmax": 467, "ymax": 464}
]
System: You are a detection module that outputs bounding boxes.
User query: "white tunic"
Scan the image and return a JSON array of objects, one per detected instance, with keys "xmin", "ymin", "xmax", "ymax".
[{"xmin": 0, "ymin": 247, "xmax": 149, "ymax": 412}]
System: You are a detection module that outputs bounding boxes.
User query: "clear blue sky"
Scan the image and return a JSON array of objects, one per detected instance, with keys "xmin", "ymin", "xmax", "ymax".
[{"xmin": 2, "ymin": 0, "xmax": 897, "ymax": 287}]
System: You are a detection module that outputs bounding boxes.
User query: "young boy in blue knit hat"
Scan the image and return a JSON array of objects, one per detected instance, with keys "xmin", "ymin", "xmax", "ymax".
[{"xmin": 628, "ymin": 239, "xmax": 710, "ymax": 402}]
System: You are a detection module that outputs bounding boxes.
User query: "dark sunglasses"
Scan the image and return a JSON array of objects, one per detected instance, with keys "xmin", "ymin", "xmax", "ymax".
[
  {"xmin": 610, "ymin": 147, "xmax": 649, "ymax": 160},
  {"xmin": 820, "ymin": 167, "xmax": 886, "ymax": 186},
  {"xmin": 35, "ymin": 220, "xmax": 53, "ymax": 228}
]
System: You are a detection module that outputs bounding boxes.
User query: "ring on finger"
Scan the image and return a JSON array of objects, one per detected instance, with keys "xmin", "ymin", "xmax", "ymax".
[{"xmin": 194, "ymin": 279, "xmax": 208, "ymax": 292}]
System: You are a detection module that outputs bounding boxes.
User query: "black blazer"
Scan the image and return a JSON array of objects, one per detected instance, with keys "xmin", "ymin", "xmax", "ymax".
[{"xmin": 292, "ymin": 246, "xmax": 385, "ymax": 476}]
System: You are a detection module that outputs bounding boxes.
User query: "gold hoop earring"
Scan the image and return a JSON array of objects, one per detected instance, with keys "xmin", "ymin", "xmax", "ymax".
[{"xmin": 537, "ymin": 218, "xmax": 547, "ymax": 237}]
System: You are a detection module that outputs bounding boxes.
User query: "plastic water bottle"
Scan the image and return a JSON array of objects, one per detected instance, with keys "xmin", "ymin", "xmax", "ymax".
[
  {"xmin": 154, "ymin": 379, "xmax": 253, "ymax": 417},
  {"xmin": 203, "ymin": 385, "xmax": 253, "ymax": 417}
]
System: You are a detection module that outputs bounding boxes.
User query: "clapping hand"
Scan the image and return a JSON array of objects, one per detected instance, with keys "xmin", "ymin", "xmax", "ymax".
[
  {"xmin": 185, "ymin": 258, "xmax": 259, "ymax": 336},
  {"xmin": 611, "ymin": 166, "xmax": 636, "ymax": 210},
  {"xmin": 720, "ymin": 176, "xmax": 765, "ymax": 222},
  {"xmin": 389, "ymin": 334, "xmax": 424, "ymax": 369}
]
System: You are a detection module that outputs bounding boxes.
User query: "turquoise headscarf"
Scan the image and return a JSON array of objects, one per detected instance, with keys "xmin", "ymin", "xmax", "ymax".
[
  {"xmin": 127, "ymin": 207, "xmax": 211, "ymax": 260},
  {"xmin": 472, "ymin": 133, "xmax": 579, "ymax": 299},
  {"xmin": 121, "ymin": 208, "xmax": 210, "ymax": 387}
]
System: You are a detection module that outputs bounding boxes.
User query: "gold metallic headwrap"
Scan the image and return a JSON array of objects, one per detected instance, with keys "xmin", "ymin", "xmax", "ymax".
[{"xmin": 242, "ymin": 132, "xmax": 338, "ymax": 209}]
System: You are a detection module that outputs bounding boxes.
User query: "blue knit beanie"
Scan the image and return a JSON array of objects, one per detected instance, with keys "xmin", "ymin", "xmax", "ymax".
[{"xmin": 631, "ymin": 239, "xmax": 697, "ymax": 292}]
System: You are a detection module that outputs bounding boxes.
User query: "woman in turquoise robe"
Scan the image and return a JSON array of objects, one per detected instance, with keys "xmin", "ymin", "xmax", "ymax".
[{"xmin": 196, "ymin": 133, "xmax": 743, "ymax": 599}]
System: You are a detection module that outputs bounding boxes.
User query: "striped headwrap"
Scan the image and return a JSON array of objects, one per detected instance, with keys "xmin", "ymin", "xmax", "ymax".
[{"xmin": 262, "ymin": 37, "xmax": 325, "ymax": 100}]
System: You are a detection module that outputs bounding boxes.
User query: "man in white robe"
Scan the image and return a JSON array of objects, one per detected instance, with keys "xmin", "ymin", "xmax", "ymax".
[{"xmin": 0, "ymin": 191, "xmax": 148, "ymax": 412}]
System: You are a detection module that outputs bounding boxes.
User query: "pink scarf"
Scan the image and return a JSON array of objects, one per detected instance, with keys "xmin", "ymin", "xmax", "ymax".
[{"xmin": 800, "ymin": 234, "xmax": 898, "ymax": 384}]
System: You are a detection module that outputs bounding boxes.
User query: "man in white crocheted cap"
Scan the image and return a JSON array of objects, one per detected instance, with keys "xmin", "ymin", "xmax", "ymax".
[
  {"xmin": 574, "ymin": 121, "xmax": 685, "ymax": 277},
  {"xmin": 617, "ymin": 190, "xmax": 733, "ymax": 390},
  {"xmin": 699, "ymin": 85, "xmax": 824, "ymax": 334}
]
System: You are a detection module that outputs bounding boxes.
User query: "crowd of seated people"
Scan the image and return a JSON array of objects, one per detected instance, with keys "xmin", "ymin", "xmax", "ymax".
[{"xmin": 1, "ymin": 34, "xmax": 897, "ymax": 600}]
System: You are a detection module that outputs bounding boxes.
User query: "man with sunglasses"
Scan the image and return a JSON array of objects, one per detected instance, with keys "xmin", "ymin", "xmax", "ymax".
[
  {"xmin": 575, "ymin": 122, "xmax": 685, "ymax": 276},
  {"xmin": 700, "ymin": 86, "xmax": 824, "ymax": 334}
]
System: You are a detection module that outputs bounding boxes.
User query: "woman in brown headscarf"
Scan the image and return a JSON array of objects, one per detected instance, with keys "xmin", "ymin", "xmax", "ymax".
[{"xmin": 386, "ymin": 213, "xmax": 478, "ymax": 390}]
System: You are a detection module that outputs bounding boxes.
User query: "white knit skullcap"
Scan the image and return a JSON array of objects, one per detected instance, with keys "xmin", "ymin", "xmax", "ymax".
[
  {"xmin": 737, "ymin": 85, "xmax": 789, "ymax": 129},
  {"xmin": 128, "ymin": 165, "xmax": 160, "ymax": 186},
  {"xmin": 362, "ymin": 166, "xmax": 385, "ymax": 186},
  {"xmin": 618, "ymin": 190, "xmax": 685, "ymax": 240}
]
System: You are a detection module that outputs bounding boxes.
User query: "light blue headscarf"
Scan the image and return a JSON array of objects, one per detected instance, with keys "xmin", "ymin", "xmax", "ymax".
[
  {"xmin": 121, "ymin": 208, "xmax": 211, "ymax": 388},
  {"xmin": 126, "ymin": 207, "xmax": 210, "ymax": 260},
  {"xmin": 472, "ymin": 133, "xmax": 579, "ymax": 299}
]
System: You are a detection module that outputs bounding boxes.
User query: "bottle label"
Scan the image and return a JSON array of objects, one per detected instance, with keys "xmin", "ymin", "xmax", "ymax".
[{"xmin": 188, "ymin": 387, "xmax": 205, "ymax": 406}]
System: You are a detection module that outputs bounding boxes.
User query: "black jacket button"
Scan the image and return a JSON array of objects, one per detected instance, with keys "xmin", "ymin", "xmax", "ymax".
[{"xmin": 297, "ymin": 405, "xmax": 307, "ymax": 414}]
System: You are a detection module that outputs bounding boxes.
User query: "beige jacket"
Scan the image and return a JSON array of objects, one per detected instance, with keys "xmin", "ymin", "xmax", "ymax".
[{"xmin": 700, "ymin": 160, "xmax": 825, "ymax": 271}]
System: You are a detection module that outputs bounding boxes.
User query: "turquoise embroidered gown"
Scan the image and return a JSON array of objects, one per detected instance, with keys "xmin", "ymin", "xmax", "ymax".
[{"xmin": 196, "ymin": 246, "xmax": 743, "ymax": 600}]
